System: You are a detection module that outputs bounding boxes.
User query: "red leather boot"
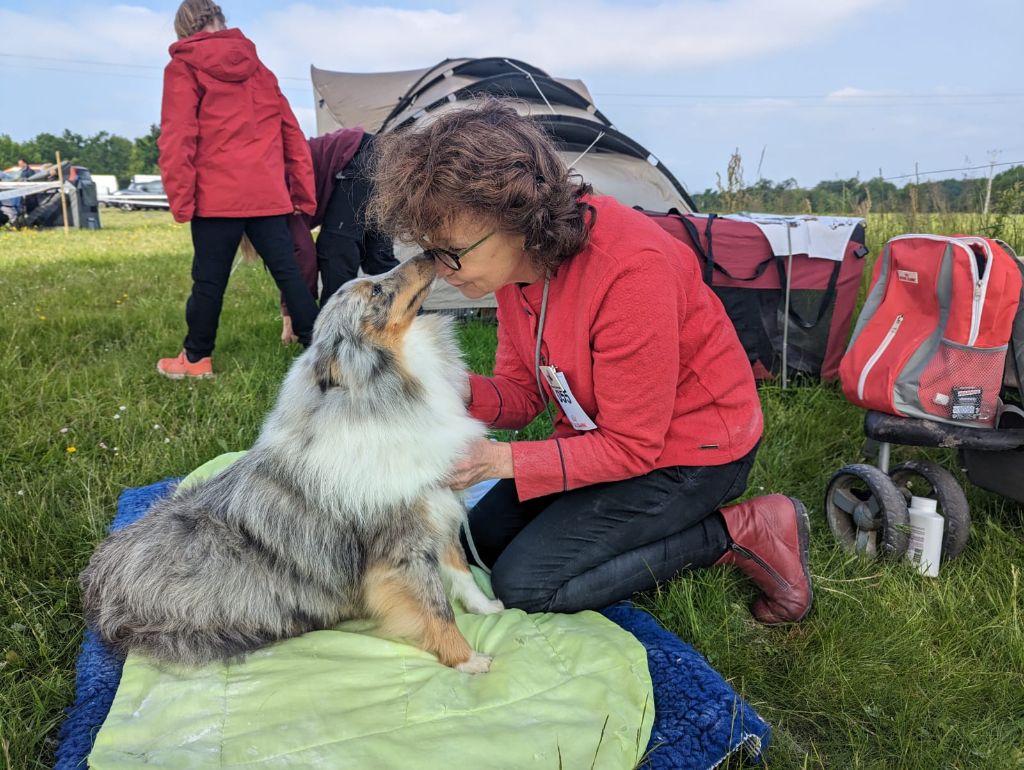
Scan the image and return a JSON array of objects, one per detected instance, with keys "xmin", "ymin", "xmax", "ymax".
[{"xmin": 715, "ymin": 494, "xmax": 813, "ymax": 624}]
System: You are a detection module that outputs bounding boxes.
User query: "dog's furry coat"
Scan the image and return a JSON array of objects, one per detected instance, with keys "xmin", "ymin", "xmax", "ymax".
[{"xmin": 81, "ymin": 256, "xmax": 501, "ymax": 672}]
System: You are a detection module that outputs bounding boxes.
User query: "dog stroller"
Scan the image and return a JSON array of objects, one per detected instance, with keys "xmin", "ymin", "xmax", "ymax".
[{"xmin": 824, "ymin": 233, "xmax": 1024, "ymax": 561}]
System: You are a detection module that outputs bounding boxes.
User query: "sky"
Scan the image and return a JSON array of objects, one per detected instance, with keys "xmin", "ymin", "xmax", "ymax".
[{"xmin": 1, "ymin": 0, "xmax": 1022, "ymax": 193}]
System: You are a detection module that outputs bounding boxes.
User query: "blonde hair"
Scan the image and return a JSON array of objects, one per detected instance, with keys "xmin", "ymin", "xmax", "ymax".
[{"xmin": 174, "ymin": 0, "xmax": 225, "ymax": 39}]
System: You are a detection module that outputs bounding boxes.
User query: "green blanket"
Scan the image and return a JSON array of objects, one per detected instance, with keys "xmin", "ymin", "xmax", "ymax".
[{"xmin": 88, "ymin": 454, "xmax": 655, "ymax": 769}]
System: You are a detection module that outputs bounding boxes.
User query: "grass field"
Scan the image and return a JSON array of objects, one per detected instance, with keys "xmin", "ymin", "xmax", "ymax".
[{"xmin": 1, "ymin": 210, "xmax": 1023, "ymax": 769}]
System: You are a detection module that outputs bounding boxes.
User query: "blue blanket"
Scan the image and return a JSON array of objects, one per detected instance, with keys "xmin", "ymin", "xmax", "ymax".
[{"xmin": 57, "ymin": 480, "xmax": 769, "ymax": 770}]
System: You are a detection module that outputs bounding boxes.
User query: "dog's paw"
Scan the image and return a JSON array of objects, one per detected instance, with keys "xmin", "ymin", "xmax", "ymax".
[
  {"xmin": 455, "ymin": 651, "xmax": 492, "ymax": 674},
  {"xmin": 464, "ymin": 596, "xmax": 505, "ymax": 615},
  {"xmin": 479, "ymin": 598, "xmax": 505, "ymax": 615}
]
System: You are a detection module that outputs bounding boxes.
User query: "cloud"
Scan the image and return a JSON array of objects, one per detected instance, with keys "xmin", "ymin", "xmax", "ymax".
[
  {"xmin": 1, "ymin": 0, "xmax": 887, "ymax": 85},
  {"xmin": 251, "ymin": 0, "xmax": 888, "ymax": 77},
  {"xmin": 827, "ymin": 87, "xmax": 891, "ymax": 100},
  {"xmin": 0, "ymin": 5, "xmax": 171, "ymax": 67}
]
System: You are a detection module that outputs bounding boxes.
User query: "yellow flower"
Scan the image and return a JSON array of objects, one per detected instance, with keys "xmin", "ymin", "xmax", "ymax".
[
  {"xmin": 66, "ymin": 446, "xmax": 77, "ymax": 454},
  {"xmin": 39, "ymin": 315, "xmax": 46, "ymax": 320}
]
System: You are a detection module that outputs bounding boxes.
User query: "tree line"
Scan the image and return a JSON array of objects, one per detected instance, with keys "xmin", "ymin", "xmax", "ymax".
[
  {"xmin": 3, "ymin": 128, "xmax": 1023, "ymax": 215},
  {"xmin": 0, "ymin": 127, "xmax": 162, "ymax": 188},
  {"xmin": 692, "ymin": 150, "xmax": 1024, "ymax": 215}
]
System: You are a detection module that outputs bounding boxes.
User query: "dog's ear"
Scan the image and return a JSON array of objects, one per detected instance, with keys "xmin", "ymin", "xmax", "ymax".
[{"xmin": 312, "ymin": 339, "xmax": 344, "ymax": 393}]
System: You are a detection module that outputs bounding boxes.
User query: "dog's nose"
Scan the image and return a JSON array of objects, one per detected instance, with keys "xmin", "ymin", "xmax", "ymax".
[
  {"xmin": 414, "ymin": 252, "xmax": 441, "ymax": 277},
  {"xmin": 428, "ymin": 256, "xmax": 451, "ymax": 277}
]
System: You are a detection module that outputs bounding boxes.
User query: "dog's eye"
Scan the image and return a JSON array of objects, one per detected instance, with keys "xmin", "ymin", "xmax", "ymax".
[{"xmin": 371, "ymin": 284, "xmax": 383, "ymax": 297}]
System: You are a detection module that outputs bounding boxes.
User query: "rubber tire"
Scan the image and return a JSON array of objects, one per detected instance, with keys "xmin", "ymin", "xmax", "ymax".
[
  {"xmin": 119, "ymin": 203, "xmax": 133, "ymax": 211},
  {"xmin": 826, "ymin": 463, "xmax": 910, "ymax": 559},
  {"xmin": 889, "ymin": 460, "xmax": 971, "ymax": 561}
]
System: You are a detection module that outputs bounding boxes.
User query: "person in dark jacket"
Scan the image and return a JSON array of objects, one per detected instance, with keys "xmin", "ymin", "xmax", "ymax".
[
  {"xmin": 278, "ymin": 128, "xmax": 398, "ymax": 344},
  {"xmin": 156, "ymin": 0, "xmax": 319, "ymax": 378}
]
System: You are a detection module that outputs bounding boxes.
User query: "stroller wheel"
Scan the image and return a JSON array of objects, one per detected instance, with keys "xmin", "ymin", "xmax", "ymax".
[
  {"xmin": 889, "ymin": 460, "xmax": 971, "ymax": 561},
  {"xmin": 825, "ymin": 464, "xmax": 910, "ymax": 559}
]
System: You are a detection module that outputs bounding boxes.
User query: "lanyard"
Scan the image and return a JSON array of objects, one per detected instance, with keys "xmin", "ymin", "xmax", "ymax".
[{"xmin": 533, "ymin": 274, "xmax": 551, "ymax": 402}]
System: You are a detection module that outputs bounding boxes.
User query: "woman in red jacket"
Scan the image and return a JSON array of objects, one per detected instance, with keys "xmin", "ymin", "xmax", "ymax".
[
  {"xmin": 156, "ymin": 0, "xmax": 319, "ymax": 378},
  {"xmin": 370, "ymin": 100, "xmax": 813, "ymax": 623}
]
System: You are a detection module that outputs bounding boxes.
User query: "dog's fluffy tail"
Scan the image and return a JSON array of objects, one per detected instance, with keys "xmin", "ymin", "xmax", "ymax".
[
  {"xmin": 81, "ymin": 562, "xmax": 274, "ymax": 665},
  {"xmin": 96, "ymin": 621, "xmax": 271, "ymax": 667},
  {"xmin": 79, "ymin": 514, "xmax": 280, "ymax": 667}
]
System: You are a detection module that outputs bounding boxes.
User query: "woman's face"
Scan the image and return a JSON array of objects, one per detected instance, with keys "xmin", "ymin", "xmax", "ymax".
[{"xmin": 429, "ymin": 216, "xmax": 539, "ymax": 299}]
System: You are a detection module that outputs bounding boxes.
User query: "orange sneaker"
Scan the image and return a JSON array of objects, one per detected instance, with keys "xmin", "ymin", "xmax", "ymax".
[{"xmin": 156, "ymin": 351, "xmax": 214, "ymax": 380}]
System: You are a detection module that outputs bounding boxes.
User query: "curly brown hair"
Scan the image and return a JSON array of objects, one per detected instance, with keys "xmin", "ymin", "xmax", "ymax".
[
  {"xmin": 367, "ymin": 99, "xmax": 594, "ymax": 273},
  {"xmin": 174, "ymin": 0, "xmax": 225, "ymax": 39}
]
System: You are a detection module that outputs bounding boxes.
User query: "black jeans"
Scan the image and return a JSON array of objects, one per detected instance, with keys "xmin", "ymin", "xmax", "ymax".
[
  {"xmin": 464, "ymin": 445, "xmax": 758, "ymax": 613},
  {"xmin": 316, "ymin": 136, "xmax": 398, "ymax": 304},
  {"xmin": 185, "ymin": 216, "xmax": 318, "ymax": 357}
]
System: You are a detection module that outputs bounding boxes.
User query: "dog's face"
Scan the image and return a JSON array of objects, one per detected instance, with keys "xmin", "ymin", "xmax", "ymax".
[{"xmin": 311, "ymin": 254, "xmax": 437, "ymax": 393}]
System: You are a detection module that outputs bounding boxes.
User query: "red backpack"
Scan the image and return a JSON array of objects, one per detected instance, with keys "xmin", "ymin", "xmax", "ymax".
[{"xmin": 840, "ymin": 234, "xmax": 1023, "ymax": 427}]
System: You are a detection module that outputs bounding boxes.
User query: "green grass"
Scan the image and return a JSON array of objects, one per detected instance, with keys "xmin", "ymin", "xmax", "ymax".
[{"xmin": 2, "ymin": 211, "xmax": 1023, "ymax": 769}]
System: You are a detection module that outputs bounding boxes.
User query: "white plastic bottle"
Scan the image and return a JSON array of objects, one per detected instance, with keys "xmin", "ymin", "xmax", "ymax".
[{"xmin": 906, "ymin": 496, "xmax": 944, "ymax": 577}]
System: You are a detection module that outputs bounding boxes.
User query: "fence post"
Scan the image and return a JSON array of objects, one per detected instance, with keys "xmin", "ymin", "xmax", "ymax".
[{"xmin": 55, "ymin": 151, "xmax": 70, "ymax": 235}]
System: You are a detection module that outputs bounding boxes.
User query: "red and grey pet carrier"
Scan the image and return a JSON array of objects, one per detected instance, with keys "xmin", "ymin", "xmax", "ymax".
[
  {"xmin": 840, "ymin": 234, "xmax": 1023, "ymax": 428},
  {"xmin": 645, "ymin": 210, "xmax": 868, "ymax": 381}
]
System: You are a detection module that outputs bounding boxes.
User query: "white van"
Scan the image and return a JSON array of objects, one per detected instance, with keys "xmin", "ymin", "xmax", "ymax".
[{"xmin": 90, "ymin": 175, "xmax": 119, "ymax": 197}]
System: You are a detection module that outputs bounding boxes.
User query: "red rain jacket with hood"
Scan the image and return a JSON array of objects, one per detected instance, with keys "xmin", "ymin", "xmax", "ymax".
[{"xmin": 157, "ymin": 28, "xmax": 315, "ymax": 223}]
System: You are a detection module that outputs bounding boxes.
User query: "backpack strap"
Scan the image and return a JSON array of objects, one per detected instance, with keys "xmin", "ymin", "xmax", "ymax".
[{"xmin": 1002, "ymin": 249, "xmax": 1024, "ymax": 405}]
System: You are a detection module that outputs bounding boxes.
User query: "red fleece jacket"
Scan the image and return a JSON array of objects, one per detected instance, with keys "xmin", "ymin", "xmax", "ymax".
[
  {"xmin": 158, "ymin": 29, "xmax": 315, "ymax": 222},
  {"xmin": 468, "ymin": 196, "xmax": 763, "ymax": 501}
]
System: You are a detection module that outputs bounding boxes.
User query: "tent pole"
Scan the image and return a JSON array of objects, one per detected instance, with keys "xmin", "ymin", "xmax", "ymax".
[{"xmin": 781, "ymin": 224, "xmax": 794, "ymax": 389}]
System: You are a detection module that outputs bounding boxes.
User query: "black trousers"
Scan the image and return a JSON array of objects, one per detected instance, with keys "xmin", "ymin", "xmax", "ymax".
[
  {"xmin": 316, "ymin": 136, "xmax": 398, "ymax": 304},
  {"xmin": 185, "ymin": 215, "xmax": 318, "ymax": 357},
  {"xmin": 464, "ymin": 445, "xmax": 758, "ymax": 613}
]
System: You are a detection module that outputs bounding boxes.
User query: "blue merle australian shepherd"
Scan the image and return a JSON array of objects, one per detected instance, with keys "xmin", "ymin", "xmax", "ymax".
[{"xmin": 81, "ymin": 254, "xmax": 501, "ymax": 673}]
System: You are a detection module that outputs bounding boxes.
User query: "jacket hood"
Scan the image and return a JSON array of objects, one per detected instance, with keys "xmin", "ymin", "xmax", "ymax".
[{"xmin": 168, "ymin": 28, "xmax": 258, "ymax": 82}]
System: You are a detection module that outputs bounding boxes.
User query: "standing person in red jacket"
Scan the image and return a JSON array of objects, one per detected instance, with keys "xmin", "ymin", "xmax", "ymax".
[
  {"xmin": 156, "ymin": 0, "xmax": 319, "ymax": 378},
  {"xmin": 277, "ymin": 128, "xmax": 398, "ymax": 344},
  {"xmin": 369, "ymin": 100, "xmax": 813, "ymax": 623}
]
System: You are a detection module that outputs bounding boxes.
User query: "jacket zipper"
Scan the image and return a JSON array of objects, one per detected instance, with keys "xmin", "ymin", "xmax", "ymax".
[{"xmin": 857, "ymin": 314, "xmax": 904, "ymax": 400}]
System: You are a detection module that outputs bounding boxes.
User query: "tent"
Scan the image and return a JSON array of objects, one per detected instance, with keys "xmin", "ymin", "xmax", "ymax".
[{"xmin": 311, "ymin": 57, "xmax": 696, "ymax": 309}]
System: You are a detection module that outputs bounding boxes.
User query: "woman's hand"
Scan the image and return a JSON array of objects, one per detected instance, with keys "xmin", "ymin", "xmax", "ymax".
[
  {"xmin": 448, "ymin": 438, "xmax": 514, "ymax": 490},
  {"xmin": 280, "ymin": 315, "xmax": 298, "ymax": 345}
]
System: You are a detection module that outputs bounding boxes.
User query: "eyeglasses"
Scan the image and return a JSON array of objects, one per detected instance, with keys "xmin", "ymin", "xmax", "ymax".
[{"xmin": 425, "ymin": 231, "xmax": 494, "ymax": 271}]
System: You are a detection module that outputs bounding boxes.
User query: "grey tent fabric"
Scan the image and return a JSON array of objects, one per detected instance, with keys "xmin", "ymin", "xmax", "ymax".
[{"xmin": 311, "ymin": 58, "xmax": 695, "ymax": 309}]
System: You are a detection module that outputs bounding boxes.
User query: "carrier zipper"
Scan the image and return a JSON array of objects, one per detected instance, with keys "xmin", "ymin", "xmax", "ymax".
[
  {"xmin": 970, "ymin": 279, "xmax": 984, "ymax": 345},
  {"xmin": 857, "ymin": 314, "xmax": 904, "ymax": 400},
  {"xmin": 889, "ymin": 235, "xmax": 992, "ymax": 346},
  {"xmin": 956, "ymin": 236, "xmax": 993, "ymax": 346},
  {"xmin": 950, "ymin": 233, "xmax": 991, "ymax": 344}
]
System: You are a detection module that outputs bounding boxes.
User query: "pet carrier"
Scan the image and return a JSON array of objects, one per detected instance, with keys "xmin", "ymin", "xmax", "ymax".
[{"xmin": 645, "ymin": 210, "xmax": 868, "ymax": 383}]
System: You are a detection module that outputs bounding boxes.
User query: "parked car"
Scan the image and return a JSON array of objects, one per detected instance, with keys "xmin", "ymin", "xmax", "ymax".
[{"xmin": 100, "ymin": 179, "xmax": 169, "ymax": 211}]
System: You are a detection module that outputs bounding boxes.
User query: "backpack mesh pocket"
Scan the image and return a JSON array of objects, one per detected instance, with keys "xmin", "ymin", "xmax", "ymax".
[{"xmin": 916, "ymin": 342, "xmax": 1007, "ymax": 425}]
